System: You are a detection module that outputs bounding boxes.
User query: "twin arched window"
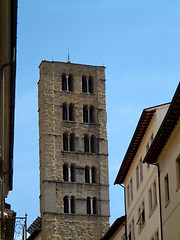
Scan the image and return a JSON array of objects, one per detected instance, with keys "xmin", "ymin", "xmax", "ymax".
[
  {"xmin": 63, "ymin": 164, "xmax": 76, "ymax": 182},
  {"xmin": 63, "ymin": 133, "xmax": 75, "ymax": 151},
  {"xmin": 87, "ymin": 197, "xmax": 97, "ymax": 214},
  {"xmin": 82, "ymin": 76, "xmax": 93, "ymax": 93},
  {"xmin": 62, "ymin": 73, "xmax": 73, "ymax": 91},
  {"xmin": 63, "ymin": 103, "xmax": 74, "ymax": 121},
  {"xmin": 83, "ymin": 105, "xmax": 95, "ymax": 123},
  {"xmin": 84, "ymin": 135, "xmax": 96, "ymax": 153},
  {"xmin": 85, "ymin": 166, "xmax": 96, "ymax": 183},
  {"xmin": 64, "ymin": 196, "xmax": 75, "ymax": 213}
]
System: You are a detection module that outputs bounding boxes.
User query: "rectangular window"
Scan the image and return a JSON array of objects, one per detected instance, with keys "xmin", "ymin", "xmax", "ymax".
[
  {"xmin": 164, "ymin": 174, "xmax": 170, "ymax": 204},
  {"xmin": 153, "ymin": 181, "xmax": 157, "ymax": 207},
  {"xmin": 146, "ymin": 142, "xmax": 150, "ymax": 168},
  {"xmin": 155, "ymin": 231, "xmax": 159, "ymax": 240},
  {"xmin": 176, "ymin": 157, "xmax": 180, "ymax": 188},
  {"xmin": 127, "ymin": 185, "xmax": 130, "ymax": 207},
  {"xmin": 149, "ymin": 188, "xmax": 153, "ymax": 214},
  {"xmin": 131, "ymin": 219, "xmax": 135, "ymax": 240},
  {"xmin": 128, "ymin": 224, "xmax": 131, "ymax": 240},
  {"xmin": 136, "ymin": 165, "xmax": 139, "ymax": 189},
  {"xmin": 140, "ymin": 158, "xmax": 143, "ymax": 182},
  {"xmin": 130, "ymin": 178, "xmax": 133, "ymax": 201}
]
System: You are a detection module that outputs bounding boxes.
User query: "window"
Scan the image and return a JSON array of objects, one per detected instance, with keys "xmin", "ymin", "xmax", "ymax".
[
  {"xmin": 91, "ymin": 135, "xmax": 96, "ymax": 153},
  {"xmin": 149, "ymin": 189, "xmax": 153, "ymax": 214},
  {"xmin": 140, "ymin": 158, "xmax": 143, "ymax": 182},
  {"xmin": 63, "ymin": 164, "xmax": 69, "ymax": 181},
  {"xmin": 127, "ymin": 185, "xmax": 130, "ymax": 207},
  {"xmin": 64, "ymin": 196, "xmax": 75, "ymax": 213},
  {"xmin": 130, "ymin": 178, "xmax": 133, "ymax": 201},
  {"xmin": 176, "ymin": 156, "xmax": 180, "ymax": 188},
  {"xmin": 137, "ymin": 201, "xmax": 145, "ymax": 231},
  {"xmin": 70, "ymin": 133, "xmax": 75, "ymax": 151},
  {"xmin": 83, "ymin": 105, "xmax": 95, "ymax": 123},
  {"xmin": 136, "ymin": 165, "xmax": 139, "ymax": 189},
  {"xmin": 63, "ymin": 103, "xmax": 74, "ymax": 121},
  {"xmin": 93, "ymin": 197, "xmax": 97, "ymax": 214},
  {"xmin": 82, "ymin": 76, "xmax": 87, "ymax": 93},
  {"xmin": 82, "ymin": 75, "xmax": 93, "ymax": 93},
  {"xmin": 63, "ymin": 133, "xmax": 68, "ymax": 151},
  {"xmin": 63, "ymin": 103, "xmax": 68, "ymax": 120},
  {"xmin": 146, "ymin": 142, "xmax": 150, "ymax": 168},
  {"xmin": 153, "ymin": 181, "xmax": 157, "ymax": 207},
  {"xmin": 164, "ymin": 174, "xmax": 170, "ymax": 204},
  {"xmin": 71, "ymin": 196, "xmax": 75, "ymax": 213},
  {"xmin": 85, "ymin": 166, "xmax": 90, "ymax": 183},
  {"xmin": 63, "ymin": 133, "xmax": 75, "ymax": 151},
  {"xmin": 92, "ymin": 166, "xmax": 96, "ymax": 183},
  {"xmin": 71, "ymin": 164, "xmax": 76, "ymax": 182},
  {"xmin": 64, "ymin": 196, "xmax": 69, "ymax": 213},
  {"xmin": 155, "ymin": 231, "xmax": 159, "ymax": 240},
  {"xmin": 69, "ymin": 103, "xmax": 74, "ymax": 121},
  {"xmin": 83, "ymin": 105, "xmax": 88, "ymax": 123},
  {"xmin": 90, "ymin": 105, "xmax": 95, "ymax": 123},
  {"xmin": 128, "ymin": 224, "xmax": 131, "ymax": 240},
  {"xmin": 62, "ymin": 73, "xmax": 73, "ymax": 91},
  {"xmin": 87, "ymin": 197, "xmax": 91, "ymax": 214},
  {"xmin": 142, "ymin": 201, "xmax": 145, "ymax": 224},
  {"xmin": 84, "ymin": 135, "xmax": 89, "ymax": 152}
]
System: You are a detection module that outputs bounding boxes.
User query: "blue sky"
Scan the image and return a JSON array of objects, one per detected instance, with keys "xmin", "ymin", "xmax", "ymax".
[{"xmin": 7, "ymin": 0, "xmax": 180, "ymax": 229}]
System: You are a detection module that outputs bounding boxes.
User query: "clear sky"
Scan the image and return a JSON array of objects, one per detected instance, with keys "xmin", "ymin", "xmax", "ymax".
[{"xmin": 7, "ymin": 0, "xmax": 180, "ymax": 230}]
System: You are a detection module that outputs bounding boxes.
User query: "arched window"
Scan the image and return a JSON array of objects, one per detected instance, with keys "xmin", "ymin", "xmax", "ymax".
[
  {"xmin": 69, "ymin": 103, "xmax": 74, "ymax": 121},
  {"xmin": 68, "ymin": 74, "xmax": 73, "ymax": 91},
  {"xmin": 85, "ymin": 166, "xmax": 90, "ymax": 183},
  {"xmin": 70, "ymin": 133, "xmax": 75, "ymax": 151},
  {"xmin": 84, "ymin": 135, "xmax": 89, "ymax": 152},
  {"xmin": 82, "ymin": 76, "xmax": 87, "ymax": 93},
  {"xmin": 63, "ymin": 103, "xmax": 68, "ymax": 120},
  {"xmin": 63, "ymin": 164, "xmax": 69, "ymax": 181},
  {"xmin": 83, "ymin": 105, "xmax": 88, "ymax": 123},
  {"xmin": 63, "ymin": 133, "xmax": 68, "ymax": 151},
  {"xmin": 89, "ymin": 76, "xmax": 93, "ymax": 93},
  {"xmin": 92, "ymin": 167, "xmax": 96, "ymax": 183},
  {"xmin": 93, "ymin": 197, "xmax": 97, "ymax": 214},
  {"xmin": 71, "ymin": 164, "xmax": 76, "ymax": 182},
  {"xmin": 90, "ymin": 105, "xmax": 95, "ymax": 123},
  {"xmin": 91, "ymin": 135, "xmax": 96, "ymax": 153},
  {"xmin": 71, "ymin": 196, "xmax": 75, "ymax": 213},
  {"xmin": 64, "ymin": 196, "xmax": 69, "ymax": 213},
  {"xmin": 62, "ymin": 73, "xmax": 67, "ymax": 91},
  {"xmin": 87, "ymin": 197, "xmax": 91, "ymax": 214}
]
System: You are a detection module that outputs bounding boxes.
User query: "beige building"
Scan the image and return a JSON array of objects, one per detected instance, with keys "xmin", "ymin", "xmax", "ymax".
[
  {"xmin": 144, "ymin": 83, "xmax": 180, "ymax": 240},
  {"xmin": 38, "ymin": 61, "xmax": 110, "ymax": 239},
  {"xmin": 114, "ymin": 83, "xmax": 180, "ymax": 240}
]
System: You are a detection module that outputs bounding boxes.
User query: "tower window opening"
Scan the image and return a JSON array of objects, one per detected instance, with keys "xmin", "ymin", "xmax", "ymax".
[
  {"xmin": 84, "ymin": 135, "xmax": 89, "ymax": 152},
  {"xmin": 71, "ymin": 164, "xmax": 76, "ymax": 182},
  {"xmin": 62, "ymin": 73, "xmax": 67, "ymax": 91},
  {"xmin": 63, "ymin": 103, "xmax": 68, "ymax": 120},
  {"xmin": 92, "ymin": 167, "xmax": 96, "ymax": 183},
  {"xmin": 71, "ymin": 196, "xmax": 75, "ymax": 213},
  {"xmin": 64, "ymin": 196, "xmax": 69, "ymax": 213},
  {"xmin": 82, "ymin": 76, "xmax": 87, "ymax": 93},
  {"xmin": 70, "ymin": 133, "xmax": 75, "ymax": 151},
  {"xmin": 85, "ymin": 166, "xmax": 90, "ymax": 183},
  {"xmin": 63, "ymin": 133, "xmax": 68, "ymax": 151},
  {"xmin": 91, "ymin": 135, "xmax": 96, "ymax": 153},
  {"xmin": 89, "ymin": 76, "xmax": 93, "ymax": 93},
  {"xmin": 83, "ymin": 105, "xmax": 88, "ymax": 123},
  {"xmin": 87, "ymin": 197, "xmax": 91, "ymax": 214},
  {"xmin": 69, "ymin": 103, "xmax": 74, "ymax": 121},
  {"xmin": 93, "ymin": 197, "xmax": 97, "ymax": 214},
  {"xmin": 68, "ymin": 74, "xmax": 73, "ymax": 91},
  {"xmin": 63, "ymin": 164, "xmax": 69, "ymax": 181},
  {"xmin": 90, "ymin": 105, "xmax": 95, "ymax": 123}
]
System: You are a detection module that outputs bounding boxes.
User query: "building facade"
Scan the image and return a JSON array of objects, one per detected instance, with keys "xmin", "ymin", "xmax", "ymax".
[
  {"xmin": 114, "ymin": 83, "xmax": 180, "ymax": 240},
  {"xmin": 38, "ymin": 61, "xmax": 110, "ymax": 239},
  {"xmin": 115, "ymin": 103, "xmax": 170, "ymax": 240}
]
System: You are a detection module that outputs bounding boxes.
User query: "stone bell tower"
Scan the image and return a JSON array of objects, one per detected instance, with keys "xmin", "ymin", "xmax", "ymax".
[{"xmin": 38, "ymin": 60, "xmax": 109, "ymax": 239}]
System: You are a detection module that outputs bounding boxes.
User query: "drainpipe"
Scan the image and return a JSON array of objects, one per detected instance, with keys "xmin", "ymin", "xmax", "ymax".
[
  {"xmin": 147, "ymin": 163, "xmax": 163, "ymax": 240},
  {"xmin": 1, "ymin": 48, "xmax": 16, "ymax": 219},
  {"xmin": 120, "ymin": 184, "xmax": 127, "ymax": 240}
]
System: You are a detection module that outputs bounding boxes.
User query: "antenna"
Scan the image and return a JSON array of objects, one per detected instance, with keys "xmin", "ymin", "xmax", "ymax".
[{"xmin": 67, "ymin": 48, "xmax": 71, "ymax": 63}]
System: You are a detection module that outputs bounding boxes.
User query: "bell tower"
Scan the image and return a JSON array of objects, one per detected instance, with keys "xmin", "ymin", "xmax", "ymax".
[{"xmin": 38, "ymin": 61, "xmax": 109, "ymax": 239}]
